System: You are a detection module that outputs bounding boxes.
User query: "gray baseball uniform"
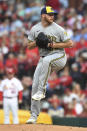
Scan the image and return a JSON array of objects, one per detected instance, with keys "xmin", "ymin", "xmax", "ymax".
[{"xmin": 28, "ymin": 22, "xmax": 70, "ymax": 118}]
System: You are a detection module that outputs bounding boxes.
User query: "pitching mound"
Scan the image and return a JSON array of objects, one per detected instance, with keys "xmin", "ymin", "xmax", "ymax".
[{"xmin": 0, "ymin": 124, "xmax": 87, "ymax": 131}]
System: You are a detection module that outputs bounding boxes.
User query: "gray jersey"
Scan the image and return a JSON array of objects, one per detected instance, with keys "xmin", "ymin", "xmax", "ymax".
[{"xmin": 28, "ymin": 22, "xmax": 70, "ymax": 56}]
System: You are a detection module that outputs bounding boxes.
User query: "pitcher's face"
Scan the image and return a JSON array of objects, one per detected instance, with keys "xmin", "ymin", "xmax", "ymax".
[{"xmin": 42, "ymin": 13, "xmax": 54, "ymax": 24}]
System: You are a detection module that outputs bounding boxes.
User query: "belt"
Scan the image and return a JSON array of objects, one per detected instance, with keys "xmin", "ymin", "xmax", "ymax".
[{"xmin": 42, "ymin": 56, "xmax": 45, "ymax": 58}]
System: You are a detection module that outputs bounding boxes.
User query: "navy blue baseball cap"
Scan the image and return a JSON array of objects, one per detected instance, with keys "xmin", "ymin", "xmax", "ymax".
[{"xmin": 41, "ymin": 6, "xmax": 58, "ymax": 15}]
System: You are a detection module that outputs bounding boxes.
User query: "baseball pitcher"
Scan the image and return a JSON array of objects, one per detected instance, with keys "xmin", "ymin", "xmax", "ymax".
[{"xmin": 26, "ymin": 6, "xmax": 73, "ymax": 124}]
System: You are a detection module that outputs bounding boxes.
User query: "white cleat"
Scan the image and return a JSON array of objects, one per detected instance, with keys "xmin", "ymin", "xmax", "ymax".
[
  {"xmin": 32, "ymin": 91, "xmax": 45, "ymax": 101},
  {"xmin": 26, "ymin": 116, "xmax": 37, "ymax": 124}
]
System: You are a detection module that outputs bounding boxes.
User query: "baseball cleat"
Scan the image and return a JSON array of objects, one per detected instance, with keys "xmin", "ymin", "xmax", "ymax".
[
  {"xmin": 26, "ymin": 116, "xmax": 37, "ymax": 124},
  {"xmin": 32, "ymin": 91, "xmax": 45, "ymax": 101}
]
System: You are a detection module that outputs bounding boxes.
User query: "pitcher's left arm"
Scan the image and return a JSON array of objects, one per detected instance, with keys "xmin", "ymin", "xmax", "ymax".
[
  {"xmin": 48, "ymin": 27, "xmax": 73, "ymax": 49},
  {"xmin": 48, "ymin": 39, "xmax": 73, "ymax": 48}
]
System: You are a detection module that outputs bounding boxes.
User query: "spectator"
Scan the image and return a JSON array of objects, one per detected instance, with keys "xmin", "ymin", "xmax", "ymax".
[
  {"xmin": 48, "ymin": 71, "xmax": 60, "ymax": 89},
  {"xmin": 48, "ymin": 94, "xmax": 64, "ymax": 117},
  {"xmin": 63, "ymin": 88, "xmax": 71, "ymax": 104},
  {"xmin": 67, "ymin": 98, "xmax": 83, "ymax": 117},
  {"xmin": 17, "ymin": 53, "xmax": 27, "ymax": 79},
  {"xmin": 45, "ymin": 0, "xmax": 60, "ymax": 11},
  {"xmin": 83, "ymin": 0, "xmax": 87, "ymax": 11},
  {"xmin": 79, "ymin": 100, "xmax": 87, "ymax": 117},
  {"xmin": 41, "ymin": 101, "xmax": 50, "ymax": 113},
  {"xmin": 71, "ymin": 63, "xmax": 83, "ymax": 86},
  {"xmin": 59, "ymin": 0, "xmax": 69, "ymax": 8},
  {"xmin": 70, "ymin": 83, "xmax": 85, "ymax": 102},
  {"xmin": 5, "ymin": 53, "xmax": 18, "ymax": 74},
  {"xmin": 59, "ymin": 68, "xmax": 72, "ymax": 88},
  {"xmin": 21, "ymin": 76, "xmax": 32, "ymax": 109}
]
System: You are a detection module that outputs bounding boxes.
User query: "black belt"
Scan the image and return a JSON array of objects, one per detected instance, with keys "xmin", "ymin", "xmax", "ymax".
[{"xmin": 41, "ymin": 56, "xmax": 45, "ymax": 58}]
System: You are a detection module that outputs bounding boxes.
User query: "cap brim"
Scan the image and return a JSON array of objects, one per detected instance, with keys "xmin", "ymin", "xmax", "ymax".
[{"xmin": 47, "ymin": 11, "xmax": 58, "ymax": 14}]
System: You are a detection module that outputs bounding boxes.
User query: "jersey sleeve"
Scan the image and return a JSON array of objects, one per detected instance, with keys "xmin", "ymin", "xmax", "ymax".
[
  {"xmin": 59, "ymin": 27, "xmax": 70, "ymax": 42},
  {"xmin": 28, "ymin": 27, "xmax": 35, "ymax": 42},
  {"xmin": 0, "ymin": 81, "xmax": 4, "ymax": 92},
  {"xmin": 17, "ymin": 80, "xmax": 23, "ymax": 92}
]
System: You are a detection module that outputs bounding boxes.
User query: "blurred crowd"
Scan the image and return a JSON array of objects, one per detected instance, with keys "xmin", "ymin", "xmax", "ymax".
[{"xmin": 0, "ymin": 0, "xmax": 87, "ymax": 118}]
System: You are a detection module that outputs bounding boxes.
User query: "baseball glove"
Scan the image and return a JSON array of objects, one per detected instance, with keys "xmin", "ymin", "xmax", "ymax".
[{"xmin": 36, "ymin": 32, "xmax": 52, "ymax": 50}]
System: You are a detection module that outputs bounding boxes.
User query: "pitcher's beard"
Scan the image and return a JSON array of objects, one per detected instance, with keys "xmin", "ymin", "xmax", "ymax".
[
  {"xmin": 45, "ymin": 18, "xmax": 53, "ymax": 25},
  {"xmin": 46, "ymin": 20, "xmax": 53, "ymax": 25}
]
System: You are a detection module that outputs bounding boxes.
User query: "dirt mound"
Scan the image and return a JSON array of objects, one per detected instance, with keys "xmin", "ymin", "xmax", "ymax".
[{"xmin": 0, "ymin": 124, "xmax": 87, "ymax": 131}]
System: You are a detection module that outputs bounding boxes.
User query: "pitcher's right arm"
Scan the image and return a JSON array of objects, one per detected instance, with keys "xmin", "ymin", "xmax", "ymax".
[
  {"xmin": 27, "ymin": 27, "xmax": 37, "ymax": 49},
  {"xmin": 27, "ymin": 41, "xmax": 36, "ymax": 50}
]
